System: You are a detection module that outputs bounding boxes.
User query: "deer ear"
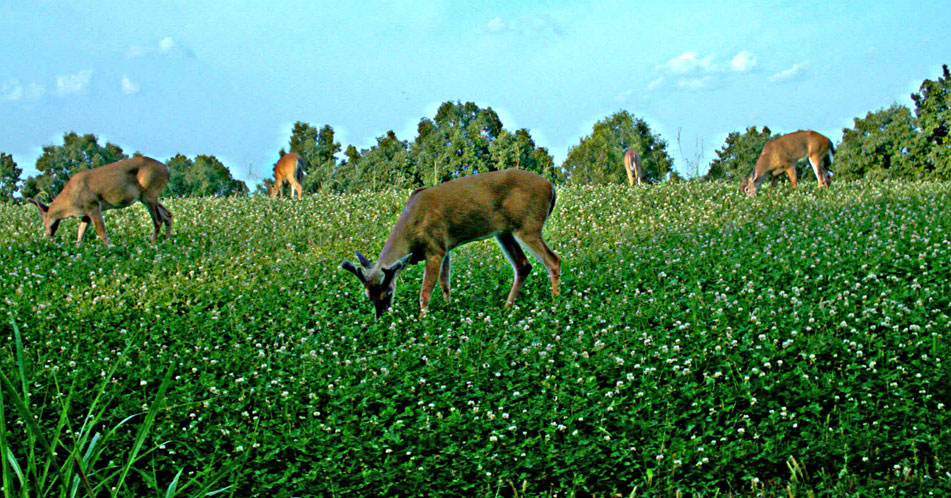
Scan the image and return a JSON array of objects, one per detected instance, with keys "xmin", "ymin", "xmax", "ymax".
[
  {"xmin": 355, "ymin": 251, "xmax": 373, "ymax": 269},
  {"xmin": 341, "ymin": 260, "xmax": 367, "ymax": 284},
  {"xmin": 381, "ymin": 253, "xmax": 413, "ymax": 285}
]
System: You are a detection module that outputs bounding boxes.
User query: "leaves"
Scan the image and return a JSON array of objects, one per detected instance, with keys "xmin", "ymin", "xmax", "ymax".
[{"xmin": 563, "ymin": 110, "xmax": 674, "ymax": 184}]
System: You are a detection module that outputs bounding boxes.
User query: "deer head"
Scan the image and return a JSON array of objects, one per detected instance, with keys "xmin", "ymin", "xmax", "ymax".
[{"xmin": 341, "ymin": 251, "xmax": 413, "ymax": 319}]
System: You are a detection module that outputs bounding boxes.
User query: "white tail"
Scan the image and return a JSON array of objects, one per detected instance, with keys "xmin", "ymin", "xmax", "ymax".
[
  {"xmin": 28, "ymin": 156, "xmax": 172, "ymax": 245},
  {"xmin": 341, "ymin": 168, "xmax": 561, "ymax": 319}
]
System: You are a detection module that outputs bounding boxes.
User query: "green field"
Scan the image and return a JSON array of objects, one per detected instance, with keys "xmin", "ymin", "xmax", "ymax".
[{"xmin": 2, "ymin": 181, "xmax": 950, "ymax": 497}]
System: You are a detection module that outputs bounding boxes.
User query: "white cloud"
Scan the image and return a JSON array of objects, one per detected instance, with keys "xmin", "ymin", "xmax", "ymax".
[
  {"xmin": 486, "ymin": 17, "xmax": 506, "ymax": 32},
  {"xmin": 55, "ymin": 70, "xmax": 92, "ymax": 96},
  {"xmin": 647, "ymin": 77, "xmax": 664, "ymax": 91},
  {"xmin": 677, "ymin": 76, "xmax": 714, "ymax": 90},
  {"xmin": 158, "ymin": 36, "xmax": 176, "ymax": 53},
  {"xmin": 1, "ymin": 79, "xmax": 23, "ymax": 102},
  {"xmin": 731, "ymin": 51, "xmax": 757, "ymax": 72},
  {"xmin": 127, "ymin": 36, "xmax": 194, "ymax": 58},
  {"xmin": 483, "ymin": 14, "xmax": 563, "ymax": 36},
  {"xmin": 120, "ymin": 75, "xmax": 140, "ymax": 95},
  {"xmin": 1, "ymin": 79, "xmax": 45, "ymax": 102},
  {"xmin": 661, "ymin": 51, "xmax": 716, "ymax": 74},
  {"xmin": 769, "ymin": 62, "xmax": 808, "ymax": 82}
]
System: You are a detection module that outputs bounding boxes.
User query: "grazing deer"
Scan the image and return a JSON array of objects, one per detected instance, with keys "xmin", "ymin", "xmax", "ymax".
[
  {"xmin": 741, "ymin": 130, "xmax": 834, "ymax": 196},
  {"xmin": 623, "ymin": 148, "xmax": 643, "ymax": 186},
  {"xmin": 341, "ymin": 168, "xmax": 561, "ymax": 319},
  {"xmin": 27, "ymin": 156, "xmax": 172, "ymax": 245},
  {"xmin": 270, "ymin": 153, "xmax": 305, "ymax": 199}
]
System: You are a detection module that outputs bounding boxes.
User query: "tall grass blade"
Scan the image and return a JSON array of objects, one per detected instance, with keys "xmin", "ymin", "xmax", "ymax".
[{"xmin": 111, "ymin": 364, "xmax": 174, "ymax": 498}]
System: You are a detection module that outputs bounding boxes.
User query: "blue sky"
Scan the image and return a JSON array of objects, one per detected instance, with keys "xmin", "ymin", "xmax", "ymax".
[{"xmin": 2, "ymin": 0, "xmax": 949, "ymax": 185}]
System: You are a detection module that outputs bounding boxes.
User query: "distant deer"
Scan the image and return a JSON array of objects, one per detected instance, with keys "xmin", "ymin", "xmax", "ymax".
[
  {"xmin": 741, "ymin": 130, "xmax": 834, "ymax": 196},
  {"xmin": 623, "ymin": 148, "xmax": 643, "ymax": 186},
  {"xmin": 270, "ymin": 153, "xmax": 305, "ymax": 199},
  {"xmin": 341, "ymin": 168, "xmax": 561, "ymax": 319},
  {"xmin": 28, "ymin": 156, "xmax": 172, "ymax": 245}
]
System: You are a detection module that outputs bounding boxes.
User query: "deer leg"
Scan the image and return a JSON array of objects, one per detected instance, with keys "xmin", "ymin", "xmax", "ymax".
[
  {"xmin": 419, "ymin": 254, "xmax": 443, "ymax": 316},
  {"xmin": 786, "ymin": 166, "xmax": 798, "ymax": 189},
  {"xmin": 288, "ymin": 178, "xmax": 303, "ymax": 199},
  {"xmin": 90, "ymin": 207, "xmax": 111, "ymax": 246},
  {"xmin": 808, "ymin": 155, "xmax": 828, "ymax": 187},
  {"xmin": 157, "ymin": 203, "xmax": 173, "ymax": 237},
  {"xmin": 513, "ymin": 231, "xmax": 561, "ymax": 299},
  {"xmin": 438, "ymin": 253, "xmax": 452, "ymax": 302},
  {"xmin": 142, "ymin": 200, "xmax": 163, "ymax": 242},
  {"xmin": 76, "ymin": 216, "xmax": 91, "ymax": 244},
  {"xmin": 496, "ymin": 232, "xmax": 533, "ymax": 306}
]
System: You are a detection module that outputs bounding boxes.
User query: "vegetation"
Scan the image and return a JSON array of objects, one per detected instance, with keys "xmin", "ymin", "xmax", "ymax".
[
  {"xmin": 705, "ymin": 126, "xmax": 777, "ymax": 182},
  {"xmin": 563, "ymin": 110, "xmax": 674, "ymax": 184},
  {"xmin": 2, "ymin": 180, "xmax": 950, "ymax": 496}
]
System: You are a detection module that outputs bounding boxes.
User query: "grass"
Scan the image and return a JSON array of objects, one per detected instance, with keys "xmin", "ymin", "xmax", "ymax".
[{"xmin": 1, "ymin": 180, "xmax": 950, "ymax": 496}]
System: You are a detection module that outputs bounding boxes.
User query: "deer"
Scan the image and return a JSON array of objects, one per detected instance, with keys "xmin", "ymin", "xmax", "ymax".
[
  {"xmin": 623, "ymin": 148, "xmax": 643, "ymax": 186},
  {"xmin": 341, "ymin": 168, "xmax": 561, "ymax": 319},
  {"xmin": 27, "ymin": 156, "xmax": 172, "ymax": 246},
  {"xmin": 741, "ymin": 130, "xmax": 834, "ymax": 196},
  {"xmin": 270, "ymin": 152, "xmax": 305, "ymax": 199}
]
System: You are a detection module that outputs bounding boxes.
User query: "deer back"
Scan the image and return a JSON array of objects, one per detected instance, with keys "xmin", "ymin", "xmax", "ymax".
[{"xmin": 51, "ymin": 157, "xmax": 169, "ymax": 218}]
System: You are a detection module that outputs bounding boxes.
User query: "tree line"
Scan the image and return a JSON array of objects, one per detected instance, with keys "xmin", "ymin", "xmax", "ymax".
[{"xmin": 1, "ymin": 66, "xmax": 949, "ymax": 202}]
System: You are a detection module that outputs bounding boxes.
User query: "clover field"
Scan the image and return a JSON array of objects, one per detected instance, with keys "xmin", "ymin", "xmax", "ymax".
[{"xmin": 2, "ymin": 180, "xmax": 950, "ymax": 497}]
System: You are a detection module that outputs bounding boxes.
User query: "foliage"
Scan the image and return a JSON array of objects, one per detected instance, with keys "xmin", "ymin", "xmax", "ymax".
[
  {"xmin": 563, "ymin": 110, "xmax": 674, "ymax": 184},
  {"xmin": 410, "ymin": 101, "xmax": 504, "ymax": 184},
  {"xmin": 489, "ymin": 129, "xmax": 563, "ymax": 183},
  {"xmin": 835, "ymin": 104, "xmax": 921, "ymax": 181},
  {"xmin": 287, "ymin": 122, "xmax": 342, "ymax": 193},
  {"xmin": 3, "ymin": 181, "xmax": 950, "ymax": 496},
  {"xmin": 349, "ymin": 130, "xmax": 419, "ymax": 191},
  {"xmin": 21, "ymin": 132, "xmax": 127, "ymax": 201},
  {"xmin": 0, "ymin": 153, "xmax": 22, "ymax": 202},
  {"xmin": 165, "ymin": 153, "xmax": 248, "ymax": 197},
  {"xmin": 705, "ymin": 126, "xmax": 777, "ymax": 182},
  {"xmin": 911, "ymin": 64, "xmax": 951, "ymax": 179}
]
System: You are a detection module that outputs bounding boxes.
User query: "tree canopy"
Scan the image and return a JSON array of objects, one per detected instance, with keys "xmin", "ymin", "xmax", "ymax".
[
  {"xmin": 563, "ymin": 111, "xmax": 674, "ymax": 184},
  {"xmin": 0, "ymin": 152, "xmax": 22, "ymax": 202},
  {"xmin": 911, "ymin": 64, "xmax": 951, "ymax": 179},
  {"xmin": 165, "ymin": 153, "xmax": 248, "ymax": 197},
  {"xmin": 705, "ymin": 126, "xmax": 777, "ymax": 182},
  {"xmin": 835, "ymin": 104, "xmax": 920, "ymax": 181}
]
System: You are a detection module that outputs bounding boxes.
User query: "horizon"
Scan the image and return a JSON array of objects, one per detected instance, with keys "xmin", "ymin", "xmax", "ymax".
[{"xmin": 2, "ymin": 1, "xmax": 948, "ymax": 188}]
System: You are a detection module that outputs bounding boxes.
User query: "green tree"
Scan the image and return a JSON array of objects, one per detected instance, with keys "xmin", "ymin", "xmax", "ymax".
[
  {"xmin": 351, "ymin": 131, "xmax": 417, "ymax": 191},
  {"xmin": 835, "ymin": 104, "xmax": 920, "ymax": 181},
  {"xmin": 165, "ymin": 153, "xmax": 192, "ymax": 197},
  {"xmin": 490, "ymin": 128, "xmax": 563, "ymax": 183},
  {"xmin": 24, "ymin": 132, "xmax": 127, "ymax": 201},
  {"xmin": 332, "ymin": 145, "xmax": 363, "ymax": 192},
  {"xmin": 562, "ymin": 110, "xmax": 674, "ymax": 184},
  {"xmin": 288, "ymin": 122, "xmax": 341, "ymax": 192},
  {"xmin": 410, "ymin": 101, "xmax": 504, "ymax": 184},
  {"xmin": 0, "ymin": 152, "xmax": 22, "ymax": 202},
  {"xmin": 911, "ymin": 64, "xmax": 951, "ymax": 179},
  {"xmin": 705, "ymin": 126, "xmax": 776, "ymax": 181},
  {"xmin": 164, "ymin": 154, "xmax": 247, "ymax": 197}
]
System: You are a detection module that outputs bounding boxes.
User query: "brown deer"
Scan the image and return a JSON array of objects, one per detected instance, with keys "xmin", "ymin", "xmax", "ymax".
[
  {"xmin": 28, "ymin": 156, "xmax": 172, "ymax": 245},
  {"xmin": 623, "ymin": 148, "xmax": 643, "ymax": 186},
  {"xmin": 270, "ymin": 153, "xmax": 305, "ymax": 199},
  {"xmin": 341, "ymin": 168, "xmax": 561, "ymax": 319},
  {"xmin": 741, "ymin": 130, "xmax": 834, "ymax": 196}
]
